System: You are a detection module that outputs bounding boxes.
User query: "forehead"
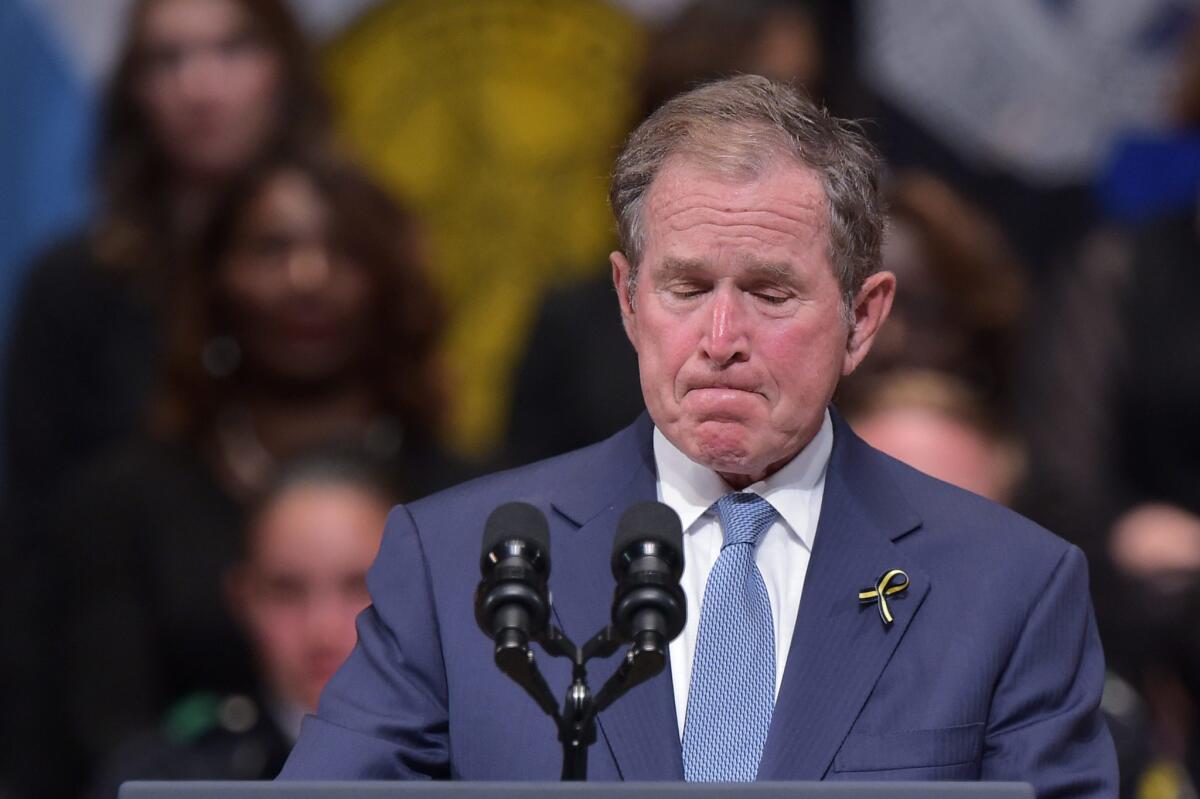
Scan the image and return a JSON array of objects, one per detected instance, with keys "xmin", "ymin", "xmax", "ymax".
[
  {"xmin": 250, "ymin": 484, "xmax": 385, "ymax": 565},
  {"xmin": 140, "ymin": 0, "xmax": 250, "ymax": 44},
  {"xmin": 640, "ymin": 156, "xmax": 829, "ymax": 264}
]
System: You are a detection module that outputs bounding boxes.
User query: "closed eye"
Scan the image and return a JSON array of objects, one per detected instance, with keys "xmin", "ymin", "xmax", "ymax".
[{"xmin": 663, "ymin": 281, "xmax": 709, "ymax": 300}]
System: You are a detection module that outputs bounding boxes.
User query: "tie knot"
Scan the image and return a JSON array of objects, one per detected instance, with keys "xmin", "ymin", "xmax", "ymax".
[{"xmin": 714, "ymin": 492, "xmax": 778, "ymax": 548}]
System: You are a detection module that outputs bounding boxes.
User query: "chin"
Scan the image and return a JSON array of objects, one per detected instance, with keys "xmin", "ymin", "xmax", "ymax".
[{"xmin": 687, "ymin": 423, "xmax": 756, "ymax": 471}]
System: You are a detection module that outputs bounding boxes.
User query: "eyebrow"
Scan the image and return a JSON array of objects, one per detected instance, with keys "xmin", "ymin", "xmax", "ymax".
[
  {"xmin": 739, "ymin": 261, "xmax": 796, "ymax": 282},
  {"xmin": 655, "ymin": 256, "xmax": 796, "ymax": 283},
  {"xmin": 653, "ymin": 257, "xmax": 705, "ymax": 279}
]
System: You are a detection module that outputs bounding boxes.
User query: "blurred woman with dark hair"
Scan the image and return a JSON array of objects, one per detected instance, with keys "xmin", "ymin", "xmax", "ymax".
[
  {"xmin": 1, "ymin": 4, "xmax": 333, "ymax": 795},
  {"xmin": 153, "ymin": 147, "xmax": 450, "ymax": 498},
  {"xmin": 3, "ymin": 0, "xmax": 332, "ymax": 529},
  {"xmin": 51, "ymin": 149, "xmax": 461, "ymax": 791}
]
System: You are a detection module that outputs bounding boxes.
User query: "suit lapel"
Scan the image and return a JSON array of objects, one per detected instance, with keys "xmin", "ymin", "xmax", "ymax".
[
  {"xmin": 547, "ymin": 415, "xmax": 685, "ymax": 780},
  {"xmin": 541, "ymin": 411, "xmax": 930, "ymax": 781},
  {"xmin": 758, "ymin": 412, "xmax": 929, "ymax": 780}
]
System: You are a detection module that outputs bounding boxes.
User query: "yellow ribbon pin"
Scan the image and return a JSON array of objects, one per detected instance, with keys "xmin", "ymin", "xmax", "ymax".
[{"xmin": 858, "ymin": 569, "xmax": 910, "ymax": 626}]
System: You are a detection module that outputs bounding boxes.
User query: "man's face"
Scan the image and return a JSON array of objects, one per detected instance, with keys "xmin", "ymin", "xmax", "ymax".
[{"xmin": 612, "ymin": 158, "xmax": 892, "ymax": 487}]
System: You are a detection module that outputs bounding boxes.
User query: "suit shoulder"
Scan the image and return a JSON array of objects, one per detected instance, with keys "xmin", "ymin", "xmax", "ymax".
[
  {"xmin": 858, "ymin": 450, "xmax": 1098, "ymax": 648},
  {"xmin": 395, "ymin": 425, "xmax": 642, "ymax": 554},
  {"xmin": 417, "ymin": 432, "xmax": 624, "ymax": 511},
  {"xmin": 876, "ymin": 448, "xmax": 1074, "ymax": 565}
]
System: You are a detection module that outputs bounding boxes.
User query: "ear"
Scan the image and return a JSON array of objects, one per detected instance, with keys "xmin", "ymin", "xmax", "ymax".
[
  {"xmin": 842, "ymin": 270, "xmax": 896, "ymax": 376},
  {"xmin": 611, "ymin": 250, "xmax": 639, "ymax": 349}
]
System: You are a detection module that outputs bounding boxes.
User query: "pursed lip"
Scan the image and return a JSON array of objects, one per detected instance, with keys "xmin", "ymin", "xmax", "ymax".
[{"xmin": 681, "ymin": 382, "xmax": 766, "ymax": 400}]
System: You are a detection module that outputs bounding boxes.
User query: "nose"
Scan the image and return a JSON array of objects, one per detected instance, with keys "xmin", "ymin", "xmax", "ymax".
[
  {"xmin": 286, "ymin": 246, "xmax": 332, "ymax": 292},
  {"xmin": 175, "ymin": 49, "xmax": 224, "ymax": 102},
  {"xmin": 700, "ymin": 284, "xmax": 749, "ymax": 366}
]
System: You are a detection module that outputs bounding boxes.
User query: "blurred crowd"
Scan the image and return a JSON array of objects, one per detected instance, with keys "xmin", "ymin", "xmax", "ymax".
[{"xmin": 2, "ymin": 1, "xmax": 1200, "ymax": 797}]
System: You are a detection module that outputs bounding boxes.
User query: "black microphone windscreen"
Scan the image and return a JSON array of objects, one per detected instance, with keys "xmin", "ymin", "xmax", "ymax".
[
  {"xmin": 613, "ymin": 501, "xmax": 683, "ymax": 560},
  {"xmin": 482, "ymin": 501, "xmax": 551, "ymax": 558}
]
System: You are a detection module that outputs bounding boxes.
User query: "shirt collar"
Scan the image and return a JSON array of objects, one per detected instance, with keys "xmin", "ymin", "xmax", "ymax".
[{"xmin": 653, "ymin": 409, "xmax": 833, "ymax": 551}]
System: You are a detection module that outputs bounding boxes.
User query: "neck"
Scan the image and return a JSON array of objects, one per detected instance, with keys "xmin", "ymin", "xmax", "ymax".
[
  {"xmin": 170, "ymin": 172, "xmax": 226, "ymax": 236},
  {"xmin": 718, "ymin": 471, "xmax": 763, "ymax": 491},
  {"xmin": 235, "ymin": 380, "xmax": 378, "ymax": 459},
  {"xmin": 209, "ymin": 379, "xmax": 380, "ymax": 497}
]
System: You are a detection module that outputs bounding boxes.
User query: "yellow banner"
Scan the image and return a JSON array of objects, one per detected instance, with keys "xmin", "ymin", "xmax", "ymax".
[{"xmin": 324, "ymin": 0, "xmax": 646, "ymax": 456}]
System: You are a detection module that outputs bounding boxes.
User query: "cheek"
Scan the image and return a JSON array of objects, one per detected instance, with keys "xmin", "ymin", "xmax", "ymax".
[
  {"xmin": 221, "ymin": 268, "xmax": 280, "ymax": 326},
  {"xmin": 252, "ymin": 56, "xmax": 282, "ymax": 97},
  {"xmin": 248, "ymin": 607, "xmax": 304, "ymax": 664},
  {"xmin": 634, "ymin": 317, "xmax": 693, "ymax": 394},
  {"xmin": 333, "ymin": 269, "xmax": 374, "ymax": 318},
  {"xmin": 138, "ymin": 79, "xmax": 185, "ymax": 134},
  {"xmin": 765, "ymin": 327, "xmax": 847, "ymax": 402},
  {"xmin": 637, "ymin": 344, "xmax": 685, "ymax": 415},
  {"xmin": 233, "ymin": 58, "xmax": 282, "ymax": 121}
]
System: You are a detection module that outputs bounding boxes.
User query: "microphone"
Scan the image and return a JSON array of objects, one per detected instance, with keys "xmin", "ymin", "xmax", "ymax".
[
  {"xmin": 474, "ymin": 502, "xmax": 552, "ymax": 658},
  {"xmin": 610, "ymin": 501, "xmax": 686, "ymax": 656}
]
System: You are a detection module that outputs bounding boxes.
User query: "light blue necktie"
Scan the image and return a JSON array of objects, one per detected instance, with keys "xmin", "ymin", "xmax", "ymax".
[{"xmin": 682, "ymin": 491, "xmax": 778, "ymax": 782}]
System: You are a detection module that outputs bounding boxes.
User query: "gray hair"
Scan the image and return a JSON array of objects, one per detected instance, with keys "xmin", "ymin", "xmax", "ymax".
[{"xmin": 610, "ymin": 74, "xmax": 884, "ymax": 313}]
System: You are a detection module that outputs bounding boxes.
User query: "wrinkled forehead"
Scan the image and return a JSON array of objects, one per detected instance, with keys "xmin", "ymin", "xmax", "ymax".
[{"xmin": 640, "ymin": 154, "xmax": 831, "ymax": 251}]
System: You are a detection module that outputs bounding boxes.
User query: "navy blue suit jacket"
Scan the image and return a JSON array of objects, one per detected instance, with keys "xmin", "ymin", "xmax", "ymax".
[{"xmin": 280, "ymin": 412, "xmax": 1116, "ymax": 796}]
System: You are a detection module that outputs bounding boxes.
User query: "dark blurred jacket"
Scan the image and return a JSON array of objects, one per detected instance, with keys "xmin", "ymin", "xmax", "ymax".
[
  {"xmin": 504, "ymin": 273, "xmax": 642, "ymax": 466},
  {"xmin": 89, "ymin": 691, "xmax": 294, "ymax": 799}
]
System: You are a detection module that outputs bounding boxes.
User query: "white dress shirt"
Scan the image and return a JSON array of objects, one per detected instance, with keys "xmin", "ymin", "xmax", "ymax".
[{"xmin": 655, "ymin": 410, "xmax": 833, "ymax": 740}]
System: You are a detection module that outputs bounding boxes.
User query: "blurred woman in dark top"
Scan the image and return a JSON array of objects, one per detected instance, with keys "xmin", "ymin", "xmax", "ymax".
[
  {"xmin": 52, "ymin": 148, "xmax": 460, "ymax": 791},
  {"xmin": 2, "ymin": 0, "xmax": 331, "ymax": 529},
  {"xmin": 1, "ymin": 3, "xmax": 331, "ymax": 796},
  {"xmin": 153, "ymin": 147, "xmax": 450, "ymax": 500}
]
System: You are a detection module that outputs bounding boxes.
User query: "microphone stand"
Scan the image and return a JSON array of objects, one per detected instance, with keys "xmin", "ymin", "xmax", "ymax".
[{"xmin": 490, "ymin": 623, "xmax": 668, "ymax": 780}]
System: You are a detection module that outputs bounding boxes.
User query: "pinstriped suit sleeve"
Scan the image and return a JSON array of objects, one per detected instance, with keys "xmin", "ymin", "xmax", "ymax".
[{"xmin": 980, "ymin": 544, "xmax": 1117, "ymax": 797}]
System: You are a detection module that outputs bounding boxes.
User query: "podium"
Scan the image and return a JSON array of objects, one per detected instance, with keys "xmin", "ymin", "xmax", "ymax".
[{"xmin": 119, "ymin": 781, "xmax": 1035, "ymax": 798}]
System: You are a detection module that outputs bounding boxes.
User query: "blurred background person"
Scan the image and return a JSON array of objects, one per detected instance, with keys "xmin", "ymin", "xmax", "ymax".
[
  {"xmin": 840, "ymin": 171, "xmax": 1028, "ymax": 412},
  {"xmin": 87, "ymin": 448, "xmax": 392, "ymax": 797},
  {"xmin": 152, "ymin": 147, "xmax": 453, "ymax": 500},
  {"xmin": 1021, "ymin": 178, "xmax": 1200, "ymax": 799},
  {"xmin": 841, "ymin": 370, "xmax": 1023, "ymax": 506},
  {"xmin": 1016, "ymin": 19, "xmax": 1200, "ymax": 790},
  {"xmin": 855, "ymin": 0, "xmax": 1199, "ymax": 277},
  {"xmin": 47, "ymin": 147, "xmax": 456, "ymax": 796},
  {"xmin": 1, "ymin": 2, "xmax": 331, "ymax": 795},
  {"xmin": 3, "ymin": 0, "xmax": 331, "ymax": 534},
  {"xmin": 634, "ymin": 0, "xmax": 825, "ymax": 119}
]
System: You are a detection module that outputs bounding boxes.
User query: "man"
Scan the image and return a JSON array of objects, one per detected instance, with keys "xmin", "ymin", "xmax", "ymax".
[{"xmin": 280, "ymin": 75, "xmax": 1116, "ymax": 795}]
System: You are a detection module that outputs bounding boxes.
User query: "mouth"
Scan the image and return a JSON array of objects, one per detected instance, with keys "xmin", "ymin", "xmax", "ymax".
[
  {"xmin": 680, "ymin": 386, "xmax": 768, "ymax": 418},
  {"xmin": 684, "ymin": 383, "xmax": 764, "ymax": 398}
]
